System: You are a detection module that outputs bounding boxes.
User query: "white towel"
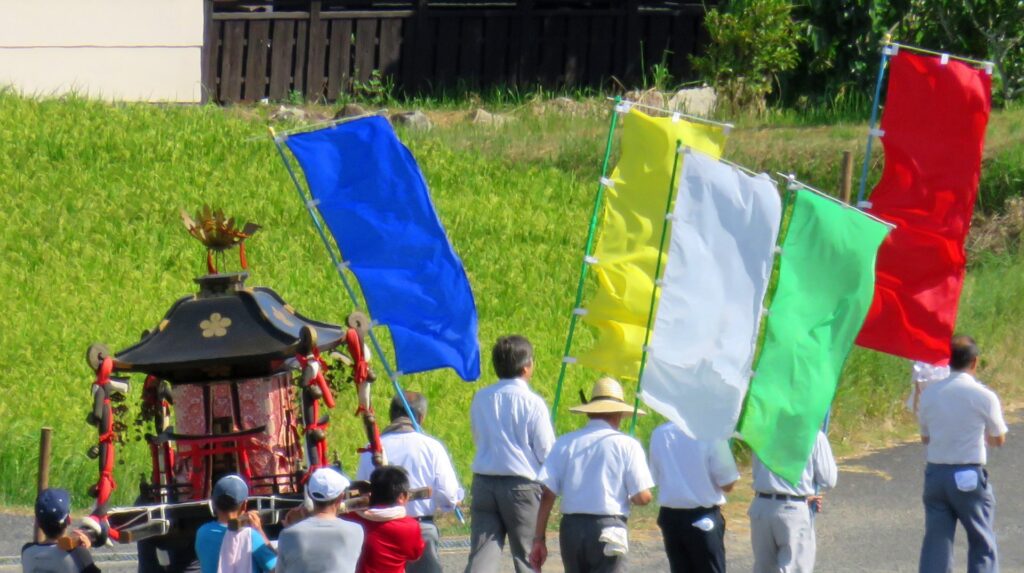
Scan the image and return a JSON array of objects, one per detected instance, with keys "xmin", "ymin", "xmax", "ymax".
[
  {"xmin": 217, "ymin": 528, "xmax": 253, "ymax": 573},
  {"xmin": 598, "ymin": 526, "xmax": 629, "ymax": 556}
]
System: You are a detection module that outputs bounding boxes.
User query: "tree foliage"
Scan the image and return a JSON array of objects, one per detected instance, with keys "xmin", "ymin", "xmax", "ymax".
[{"xmin": 691, "ymin": 0, "xmax": 802, "ymax": 115}]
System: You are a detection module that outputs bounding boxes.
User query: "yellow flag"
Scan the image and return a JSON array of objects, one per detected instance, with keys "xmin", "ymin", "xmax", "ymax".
[{"xmin": 578, "ymin": 109, "xmax": 727, "ymax": 380}]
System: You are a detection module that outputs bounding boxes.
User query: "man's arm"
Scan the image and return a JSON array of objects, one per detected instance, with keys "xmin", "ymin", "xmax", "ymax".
[
  {"xmin": 529, "ymin": 401, "xmax": 556, "ymax": 465},
  {"xmin": 630, "ymin": 490, "xmax": 653, "ymax": 506},
  {"xmin": 920, "ymin": 435, "xmax": 930, "ymax": 445},
  {"xmin": 812, "ymin": 432, "xmax": 838, "ymax": 491},
  {"xmin": 434, "ymin": 443, "xmax": 466, "ymax": 511},
  {"xmin": 529, "ymin": 487, "xmax": 557, "ymax": 571},
  {"xmin": 987, "ymin": 434, "xmax": 1006, "ymax": 447},
  {"xmin": 985, "ymin": 391, "xmax": 1008, "ymax": 448}
]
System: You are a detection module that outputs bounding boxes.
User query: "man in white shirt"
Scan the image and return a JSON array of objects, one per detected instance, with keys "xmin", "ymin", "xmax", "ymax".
[
  {"xmin": 464, "ymin": 335, "xmax": 555, "ymax": 573},
  {"xmin": 649, "ymin": 423, "xmax": 739, "ymax": 573},
  {"xmin": 357, "ymin": 391, "xmax": 464, "ymax": 573},
  {"xmin": 748, "ymin": 431, "xmax": 836, "ymax": 573},
  {"xmin": 530, "ymin": 377, "xmax": 654, "ymax": 573},
  {"xmin": 918, "ymin": 335, "xmax": 1007, "ymax": 573}
]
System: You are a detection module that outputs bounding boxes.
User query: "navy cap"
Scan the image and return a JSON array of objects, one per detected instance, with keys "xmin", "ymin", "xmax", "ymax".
[
  {"xmin": 35, "ymin": 488, "xmax": 71, "ymax": 527},
  {"xmin": 212, "ymin": 475, "xmax": 248, "ymax": 506}
]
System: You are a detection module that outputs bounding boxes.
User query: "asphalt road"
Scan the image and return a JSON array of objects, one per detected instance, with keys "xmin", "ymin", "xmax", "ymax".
[{"xmin": 5, "ymin": 417, "xmax": 1020, "ymax": 572}]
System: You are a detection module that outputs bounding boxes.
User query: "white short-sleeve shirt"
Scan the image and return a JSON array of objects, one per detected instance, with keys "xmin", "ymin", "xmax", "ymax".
[
  {"xmin": 538, "ymin": 419, "xmax": 654, "ymax": 517},
  {"xmin": 470, "ymin": 378, "xmax": 555, "ymax": 480},
  {"xmin": 918, "ymin": 372, "xmax": 1008, "ymax": 465},
  {"xmin": 356, "ymin": 429, "xmax": 465, "ymax": 518},
  {"xmin": 649, "ymin": 422, "xmax": 739, "ymax": 509}
]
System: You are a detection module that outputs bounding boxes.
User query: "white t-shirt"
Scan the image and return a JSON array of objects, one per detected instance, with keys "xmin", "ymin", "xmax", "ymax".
[
  {"xmin": 649, "ymin": 423, "xmax": 739, "ymax": 509},
  {"xmin": 470, "ymin": 378, "xmax": 555, "ymax": 480},
  {"xmin": 276, "ymin": 517, "xmax": 364, "ymax": 573},
  {"xmin": 538, "ymin": 419, "xmax": 654, "ymax": 517},
  {"xmin": 356, "ymin": 429, "xmax": 464, "ymax": 518},
  {"xmin": 919, "ymin": 372, "xmax": 1008, "ymax": 465}
]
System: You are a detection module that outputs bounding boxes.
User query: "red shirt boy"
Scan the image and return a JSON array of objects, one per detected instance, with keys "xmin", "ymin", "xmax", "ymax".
[{"xmin": 347, "ymin": 466, "xmax": 425, "ymax": 573}]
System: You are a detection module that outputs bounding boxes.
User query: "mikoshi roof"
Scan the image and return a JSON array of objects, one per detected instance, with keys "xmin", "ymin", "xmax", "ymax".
[{"xmin": 115, "ymin": 272, "xmax": 344, "ymax": 383}]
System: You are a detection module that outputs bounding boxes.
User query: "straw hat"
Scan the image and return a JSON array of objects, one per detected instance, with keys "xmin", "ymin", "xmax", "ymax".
[{"xmin": 569, "ymin": 377, "xmax": 646, "ymax": 415}]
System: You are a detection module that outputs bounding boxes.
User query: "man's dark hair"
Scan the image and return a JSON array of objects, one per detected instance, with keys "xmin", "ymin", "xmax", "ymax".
[
  {"xmin": 950, "ymin": 335, "xmax": 980, "ymax": 371},
  {"xmin": 213, "ymin": 495, "xmax": 243, "ymax": 513},
  {"xmin": 389, "ymin": 391, "xmax": 427, "ymax": 423},
  {"xmin": 492, "ymin": 335, "xmax": 533, "ymax": 379},
  {"xmin": 39, "ymin": 519, "xmax": 68, "ymax": 540},
  {"xmin": 369, "ymin": 465, "xmax": 410, "ymax": 506}
]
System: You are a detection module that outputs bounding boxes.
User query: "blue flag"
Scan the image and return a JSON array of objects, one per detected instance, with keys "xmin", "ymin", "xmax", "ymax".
[{"xmin": 285, "ymin": 116, "xmax": 481, "ymax": 381}]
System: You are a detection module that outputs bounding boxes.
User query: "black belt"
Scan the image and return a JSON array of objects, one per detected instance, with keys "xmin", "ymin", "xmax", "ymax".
[
  {"xmin": 415, "ymin": 516, "xmax": 434, "ymax": 523},
  {"xmin": 757, "ymin": 492, "xmax": 807, "ymax": 502}
]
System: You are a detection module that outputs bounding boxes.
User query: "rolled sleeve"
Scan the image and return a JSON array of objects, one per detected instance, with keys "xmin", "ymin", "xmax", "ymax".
[
  {"xmin": 708, "ymin": 440, "xmax": 740, "ymax": 488},
  {"xmin": 537, "ymin": 449, "xmax": 562, "ymax": 495},
  {"xmin": 530, "ymin": 402, "xmax": 556, "ymax": 466},
  {"xmin": 433, "ymin": 445, "xmax": 466, "ymax": 511},
  {"xmin": 624, "ymin": 441, "xmax": 655, "ymax": 496},
  {"xmin": 985, "ymin": 392, "xmax": 1008, "ymax": 437},
  {"xmin": 355, "ymin": 451, "xmax": 374, "ymax": 482}
]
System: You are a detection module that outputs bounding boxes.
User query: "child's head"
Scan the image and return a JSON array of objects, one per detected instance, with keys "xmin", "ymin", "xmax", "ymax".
[
  {"xmin": 35, "ymin": 488, "xmax": 72, "ymax": 539},
  {"xmin": 307, "ymin": 467, "xmax": 350, "ymax": 512},
  {"xmin": 211, "ymin": 474, "xmax": 249, "ymax": 514},
  {"xmin": 368, "ymin": 466, "xmax": 410, "ymax": 507}
]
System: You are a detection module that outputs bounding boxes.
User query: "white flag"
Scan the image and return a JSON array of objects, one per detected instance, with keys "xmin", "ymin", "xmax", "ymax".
[{"xmin": 640, "ymin": 150, "xmax": 781, "ymax": 439}]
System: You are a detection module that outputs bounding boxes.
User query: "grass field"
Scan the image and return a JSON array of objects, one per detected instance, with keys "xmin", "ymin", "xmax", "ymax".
[{"xmin": 1, "ymin": 91, "xmax": 1022, "ymax": 523}]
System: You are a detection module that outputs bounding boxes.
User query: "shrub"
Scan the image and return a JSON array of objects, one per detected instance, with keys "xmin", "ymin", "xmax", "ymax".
[{"xmin": 692, "ymin": 0, "xmax": 802, "ymax": 115}]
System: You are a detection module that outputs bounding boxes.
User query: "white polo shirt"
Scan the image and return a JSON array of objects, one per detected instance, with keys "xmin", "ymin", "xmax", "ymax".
[
  {"xmin": 752, "ymin": 431, "xmax": 836, "ymax": 497},
  {"xmin": 356, "ymin": 429, "xmax": 464, "ymax": 518},
  {"xmin": 470, "ymin": 378, "xmax": 555, "ymax": 480},
  {"xmin": 538, "ymin": 419, "xmax": 654, "ymax": 517},
  {"xmin": 919, "ymin": 372, "xmax": 1008, "ymax": 465},
  {"xmin": 649, "ymin": 423, "xmax": 739, "ymax": 509}
]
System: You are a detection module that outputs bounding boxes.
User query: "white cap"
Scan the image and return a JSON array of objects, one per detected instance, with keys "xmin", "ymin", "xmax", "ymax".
[{"xmin": 307, "ymin": 468, "xmax": 350, "ymax": 502}]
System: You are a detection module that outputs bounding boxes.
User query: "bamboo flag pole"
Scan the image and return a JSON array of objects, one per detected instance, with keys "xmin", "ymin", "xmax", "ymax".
[
  {"xmin": 550, "ymin": 97, "xmax": 622, "ymax": 426},
  {"xmin": 627, "ymin": 141, "xmax": 683, "ymax": 435},
  {"xmin": 34, "ymin": 427, "xmax": 52, "ymax": 544},
  {"xmin": 270, "ymin": 128, "xmax": 465, "ymax": 522}
]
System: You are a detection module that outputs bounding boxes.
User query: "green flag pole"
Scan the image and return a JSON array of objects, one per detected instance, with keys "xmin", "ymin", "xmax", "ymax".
[
  {"xmin": 628, "ymin": 140, "xmax": 683, "ymax": 436},
  {"xmin": 550, "ymin": 97, "xmax": 623, "ymax": 426}
]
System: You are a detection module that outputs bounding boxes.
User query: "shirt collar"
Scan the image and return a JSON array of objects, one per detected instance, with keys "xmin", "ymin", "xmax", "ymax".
[
  {"xmin": 585, "ymin": 418, "xmax": 615, "ymax": 431},
  {"xmin": 498, "ymin": 377, "xmax": 529, "ymax": 388}
]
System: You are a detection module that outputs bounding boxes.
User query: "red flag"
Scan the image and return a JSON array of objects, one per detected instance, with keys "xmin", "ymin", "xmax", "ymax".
[{"xmin": 856, "ymin": 52, "xmax": 991, "ymax": 364}]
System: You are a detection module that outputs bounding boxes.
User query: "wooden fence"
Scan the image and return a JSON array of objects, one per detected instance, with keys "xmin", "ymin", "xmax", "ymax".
[{"xmin": 202, "ymin": 0, "xmax": 714, "ymax": 103}]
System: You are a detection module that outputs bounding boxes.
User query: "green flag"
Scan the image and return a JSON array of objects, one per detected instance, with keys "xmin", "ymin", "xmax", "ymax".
[{"xmin": 738, "ymin": 189, "xmax": 890, "ymax": 483}]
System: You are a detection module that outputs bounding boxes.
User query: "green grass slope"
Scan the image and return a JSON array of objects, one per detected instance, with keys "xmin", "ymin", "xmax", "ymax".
[{"xmin": 1, "ymin": 93, "xmax": 1021, "ymax": 510}]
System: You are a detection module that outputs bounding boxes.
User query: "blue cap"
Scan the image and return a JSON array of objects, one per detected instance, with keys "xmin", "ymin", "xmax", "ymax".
[
  {"xmin": 212, "ymin": 475, "xmax": 248, "ymax": 506},
  {"xmin": 35, "ymin": 488, "xmax": 71, "ymax": 527}
]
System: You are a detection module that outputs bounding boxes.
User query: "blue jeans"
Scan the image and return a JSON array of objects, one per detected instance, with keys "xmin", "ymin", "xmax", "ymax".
[{"xmin": 919, "ymin": 463, "xmax": 998, "ymax": 573}]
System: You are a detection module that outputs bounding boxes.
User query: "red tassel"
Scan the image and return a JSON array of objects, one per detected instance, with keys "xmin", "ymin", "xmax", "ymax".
[
  {"xmin": 206, "ymin": 251, "xmax": 216, "ymax": 274},
  {"xmin": 239, "ymin": 242, "xmax": 249, "ymax": 270}
]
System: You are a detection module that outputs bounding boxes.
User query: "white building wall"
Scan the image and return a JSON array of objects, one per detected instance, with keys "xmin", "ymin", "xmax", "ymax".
[{"xmin": 0, "ymin": 0, "xmax": 204, "ymax": 102}]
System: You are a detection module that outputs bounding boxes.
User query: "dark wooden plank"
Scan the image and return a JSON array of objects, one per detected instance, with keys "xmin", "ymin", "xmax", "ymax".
[
  {"xmin": 220, "ymin": 20, "xmax": 246, "ymax": 103},
  {"xmin": 326, "ymin": 19, "xmax": 353, "ymax": 99},
  {"xmin": 537, "ymin": 15, "xmax": 564, "ymax": 87},
  {"xmin": 670, "ymin": 13, "xmax": 698, "ymax": 80},
  {"xmin": 623, "ymin": 0, "xmax": 641, "ymax": 83},
  {"xmin": 201, "ymin": 0, "xmax": 217, "ymax": 103},
  {"xmin": 434, "ymin": 16, "xmax": 459, "ymax": 86},
  {"xmin": 481, "ymin": 16, "xmax": 509, "ymax": 88},
  {"xmin": 293, "ymin": 19, "xmax": 308, "ymax": 98},
  {"xmin": 516, "ymin": 0, "xmax": 538, "ymax": 84},
  {"xmin": 587, "ymin": 16, "xmax": 613, "ymax": 88},
  {"xmin": 378, "ymin": 18, "xmax": 403, "ymax": 80},
  {"xmin": 214, "ymin": 11, "xmax": 309, "ymax": 21},
  {"xmin": 269, "ymin": 19, "xmax": 296, "ymax": 100},
  {"xmin": 305, "ymin": 1, "xmax": 326, "ymax": 102},
  {"xmin": 644, "ymin": 13, "xmax": 672, "ymax": 72},
  {"xmin": 354, "ymin": 18, "xmax": 378, "ymax": 84},
  {"xmin": 401, "ymin": 0, "xmax": 430, "ymax": 93},
  {"xmin": 564, "ymin": 15, "xmax": 588, "ymax": 87},
  {"xmin": 244, "ymin": 20, "xmax": 270, "ymax": 101},
  {"xmin": 458, "ymin": 17, "xmax": 483, "ymax": 88}
]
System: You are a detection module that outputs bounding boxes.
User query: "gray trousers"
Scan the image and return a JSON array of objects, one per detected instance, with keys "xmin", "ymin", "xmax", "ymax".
[
  {"xmin": 749, "ymin": 496, "xmax": 816, "ymax": 573},
  {"xmin": 464, "ymin": 474, "xmax": 541, "ymax": 573},
  {"xmin": 408, "ymin": 521, "xmax": 442, "ymax": 573},
  {"xmin": 920, "ymin": 464, "xmax": 998, "ymax": 573},
  {"xmin": 558, "ymin": 514, "xmax": 627, "ymax": 573}
]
